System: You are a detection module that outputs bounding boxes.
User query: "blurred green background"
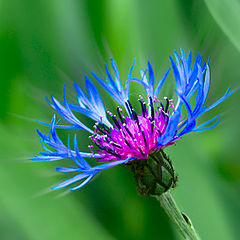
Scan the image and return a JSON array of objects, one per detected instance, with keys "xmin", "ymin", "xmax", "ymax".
[{"xmin": 0, "ymin": 0, "xmax": 239, "ymax": 239}]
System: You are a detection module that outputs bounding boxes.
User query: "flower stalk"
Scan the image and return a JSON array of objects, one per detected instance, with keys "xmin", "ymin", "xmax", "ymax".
[{"xmin": 156, "ymin": 191, "xmax": 200, "ymax": 240}]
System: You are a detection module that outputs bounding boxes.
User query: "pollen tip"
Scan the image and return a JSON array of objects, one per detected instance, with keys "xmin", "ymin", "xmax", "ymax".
[{"xmin": 107, "ymin": 111, "xmax": 113, "ymax": 117}]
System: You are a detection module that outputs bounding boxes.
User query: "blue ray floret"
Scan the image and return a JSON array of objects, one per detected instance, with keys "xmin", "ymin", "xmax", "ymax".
[
  {"xmin": 131, "ymin": 61, "xmax": 170, "ymax": 99},
  {"xmin": 68, "ymin": 77, "xmax": 112, "ymax": 128},
  {"xmin": 168, "ymin": 49, "xmax": 234, "ymax": 137},
  {"xmin": 92, "ymin": 58, "xmax": 135, "ymax": 110},
  {"xmin": 52, "ymin": 135, "xmax": 132, "ymax": 191},
  {"xmin": 30, "ymin": 115, "xmax": 101, "ymax": 161},
  {"xmin": 31, "ymin": 50, "xmax": 234, "ymax": 191}
]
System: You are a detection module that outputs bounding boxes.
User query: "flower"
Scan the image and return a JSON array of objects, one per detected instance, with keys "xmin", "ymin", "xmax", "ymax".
[{"xmin": 30, "ymin": 49, "xmax": 234, "ymax": 191}]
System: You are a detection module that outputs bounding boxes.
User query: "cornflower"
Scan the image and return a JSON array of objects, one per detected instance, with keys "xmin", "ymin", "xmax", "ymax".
[{"xmin": 31, "ymin": 49, "xmax": 234, "ymax": 194}]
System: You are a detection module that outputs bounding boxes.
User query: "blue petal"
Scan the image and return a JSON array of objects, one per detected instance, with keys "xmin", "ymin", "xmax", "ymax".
[
  {"xmin": 70, "ymin": 79, "xmax": 112, "ymax": 128},
  {"xmin": 178, "ymin": 120, "xmax": 196, "ymax": 137},
  {"xmin": 131, "ymin": 63, "xmax": 169, "ymax": 99},
  {"xmin": 172, "ymin": 50, "xmax": 235, "ymax": 138},
  {"xmin": 111, "ymin": 58, "xmax": 121, "ymax": 90},
  {"xmin": 31, "ymin": 117, "xmax": 100, "ymax": 162},
  {"xmin": 125, "ymin": 59, "xmax": 136, "ymax": 100},
  {"xmin": 158, "ymin": 109, "xmax": 181, "ymax": 146},
  {"xmin": 28, "ymin": 156, "xmax": 64, "ymax": 161},
  {"xmin": 56, "ymin": 167, "xmax": 81, "ymax": 173},
  {"xmin": 105, "ymin": 63, "xmax": 119, "ymax": 92},
  {"xmin": 93, "ymin": 157, "xmax": 133, "ymax": 171},
  {"xmin": 203, "ymin": 65, "xmax": 210, "ymax": 104},
  {"xmin": 92, "ymin": 59, "xmax": 136, "ymax": 110},
  {"xmin": 193, "ymin": 115, "xmax": 220, "ymax": 131},
  {"xmin": 176, "ymin": 91, "xmax": 193, "ymax": 121},
  {"xmin": 72, "ymin": 135, "xmax": 91, "ymax": 170},
  {"xmin": 70, "ymin": 175, "xmax": 94, "ymax": 191},
  {"xmin": 148, "ymin": 61, "xmax": 155, "ymax": 98},
  {"xmin": 86, "ymin": 77, "xmax": 106, "ymax": 113},
  {"xmin": 49, "ymin": 89, "xmax": 93, "ymax": 133},
  {"xmin": 130, "ymin": 78, "xmax": 149, "ymax": 89},
  {"xmin": 51, "ymin": 173, "xmax": 90, "ymax": 190},
  {"xmin": 205, "ymin": 87, "xmax": 235, "ymax": 112},
  {"xmin": 92, "ymin": 72, "xmax": 125, "ymax": 107}
]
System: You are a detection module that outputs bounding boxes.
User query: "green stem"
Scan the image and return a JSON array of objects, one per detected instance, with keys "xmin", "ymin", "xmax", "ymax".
[{"xmin": 156, "ymin": 191, "xmax": 200, "ymax": 240}]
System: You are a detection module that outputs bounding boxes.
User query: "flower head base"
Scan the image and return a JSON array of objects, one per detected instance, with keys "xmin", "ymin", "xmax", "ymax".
[
  {"xmin": 128, "ymin": 150, "xmax": 177, "ymax": 196},
  {"xmin": 30, "ymin": 49, "xmax": 234, "ymax": 194}
]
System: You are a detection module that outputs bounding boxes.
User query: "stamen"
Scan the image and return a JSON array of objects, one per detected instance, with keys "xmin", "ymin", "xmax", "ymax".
[
  {"xmin": 164, "ymin": 97, "xmax": 170, "ymax": 113},
  {"xmin": 157, "ymin": 129, "xmax": 162, "ymax": 136},
  {"xmin": 88, "ymin": 145, "xmax": 94, "ymax": 154},
  {"xmin": 95, "ymin": 141, "xmax": 120, "ymax": 157},
  {"xmin": 110, "ymin": 141, "xmax": 122, "ymax": 148},
  {"xmin": 123, "ymin": 136, "xmax": 132, "ymax": 148},
  {"xmin": 102, "ymin": 124, "xmax": 110, "ymax": 134},
  {"xmin": 141, "ymin": 130, "xmax": 147, "ymax": 147},
  {"xmin": 96, "ymin": 123, "xmax": 111, "ymax": 137},
  {"xmin": 107, "ymin": 111, "xmax": 113, "ymax": 117},
  {"xmin": 138, "ymin": 99, "xmax": 147, "ymax": 117},
  {"xmin": 151, "ymin": 121, "xmax": 154, "ymax": 134},
  {"xmin": 110, "ymin": 115, "xmax": 121, "ymax": 129},
  {"xmin": 91, "ymin": 96, "xmax": 172, "ymax": 162},
  {"xmin": 134, "ymin": 139, "xmax": 145, "ymax": 156},
  {"xmin": 125, "ymin": 101, "xmax": 132, "ymax": 118},
  {"xmin": 123, "ymin": 123, "xmax": 134, "ymax": 139},
  {"xmin": 117, "ymin": 107, "xmax": 125, "ymax": 124},
  {"xmin": 149, "ymin": 97, "xmax": 154, "ymax": 120},
  {"xmin": 127, "ymin": 100, "xmax": 133, "ymax": 111},
  {"xmin": 132, "ymin": 109, "xmax": 141, "ymax": 131}
]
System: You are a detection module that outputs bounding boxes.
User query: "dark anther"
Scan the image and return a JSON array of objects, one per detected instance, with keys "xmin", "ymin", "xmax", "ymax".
[
  {"xmin": 94, "ymin": 141, "xmax": 108, "ymax": 151},
  {"xmin": 160, "ymin": 101, "xmax": 164, "ymax": 110},
  {"xmin": 138, "ymin": 99, "xmax": 146, "ymax": 117},
  {"xmin": 111, "ymin": 115, "xmax": 121, "ymax": 129},
  {"xmin": 127, "ymin": 100, "xmax": 133, "ymax": 111},
  {"xmin": 109, "ymin": 150, "xmax": 121, "ymax": 158},
  {"xmin": 123, "ymin": 123, "xmax": 134, "ymax": 139},
  {"xmin": 96, "ymin": 124, "xmax": 111, "ymax": 137},
  {"xmin": 95, "ymin": 141, "xmax": 120, "ymax": 157},
  {"xmin": 117, "ymin": 107, "xmax": 125, "ymax": 124},
  {"xmin": 135, "ymin": 140, "xmax": 145, "ymax": 156},
  {"xmin": 141, "ymin": 130, "xmax": 147, "ymax": 147},
  {"xmin": 132, "ymin": 109, "xmax": 141, "ymax": 131},
  {"xmin": 123, "ymin": 136, "xmax": 131, "ymax": 148},
  {"xmin": 164, "ymin": 97, "xmax": 169, "ymax": 113},
  {"xmin": 132, "ymin": 109, "xmax": 138, "ymax": 121},
  {"xmin": 165, "ymin": 115, "xmax": 169, "ymax": 125},
  {"xmin": 125, "ymin": 101, "xmax": 133, "ymax": 118},
  {"xmin": 149, "ymin": 97, "xmax": 154, "ymax": 120},
  {"xmin": 111, "ymin": 142, "xmax": 122, "ymax": 148},
  {"xmin": 151, "ymin": 121, "xmax": 154, "ymax": 134},
  {"xmin": 102, "ymin": 124, "xmax": 111, "ymax": 133}
]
